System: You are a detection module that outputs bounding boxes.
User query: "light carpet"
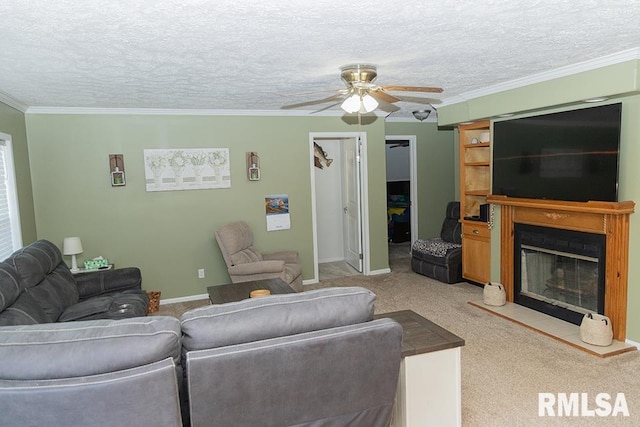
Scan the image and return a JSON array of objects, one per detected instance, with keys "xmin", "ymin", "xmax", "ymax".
[{"xmin": 156, "ymin": 252, "xmax": 640, "ymax": 426}]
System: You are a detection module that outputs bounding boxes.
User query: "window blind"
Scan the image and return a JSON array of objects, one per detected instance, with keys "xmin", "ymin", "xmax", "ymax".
[{"xmin": 0, "ymin": 138, "xmax": 21, "ymax": 260}]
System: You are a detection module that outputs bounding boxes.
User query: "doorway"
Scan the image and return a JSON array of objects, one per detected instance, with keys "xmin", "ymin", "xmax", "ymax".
[
  {"xmin": 385, "ymin": 135, "xmax": 417, "ymax": 263},
  {"xmin": 310, "ymin": 132, "xmax": 369, "ymax": 282}
]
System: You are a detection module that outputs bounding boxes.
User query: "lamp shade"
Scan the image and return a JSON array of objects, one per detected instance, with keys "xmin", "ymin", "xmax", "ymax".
[
  {"xmin": 63, "ymin": 237, "xmax": 83, "ymax": 255},
  {"xmin": 340, "ymin": 93, "xmax": 361, "ymax": 113},
  {"xmin": 360, "ymin": 94, "xmax": 379, "ymax": 113}
]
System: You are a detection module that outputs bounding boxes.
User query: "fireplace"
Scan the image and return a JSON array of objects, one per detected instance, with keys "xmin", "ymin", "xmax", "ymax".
[
  {"xmin": 487, "ymin": 195, "xmax": 634, "ymax": 341},
  {"xmin": 514, "ymin": 224, "xmax": 605, "ymax": 325}
]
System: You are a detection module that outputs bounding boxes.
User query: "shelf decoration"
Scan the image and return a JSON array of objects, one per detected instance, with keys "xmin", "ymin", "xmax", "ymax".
[
  {"xmin": 109, "ymin": 154, "xmax": 126, "ymax": 187},
  {"xmin": 247, "ymin": 152, "xmax": 261, "ymax": 181},
  {"xmin": 143, "ymin": 148, "xmax": 231, "ymax": 192}
]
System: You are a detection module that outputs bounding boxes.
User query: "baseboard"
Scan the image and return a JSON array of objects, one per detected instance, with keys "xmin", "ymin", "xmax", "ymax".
[
  {"xmin": 625, "ymin": 338, "xmax": 640, "ymax": 350},
  {"xmin": 318, "ymin": 257, "xmax": 345, "ymax": 263},
  {"xmin": 159, "ymin": 293, "xmax": 209, "ymax": 305},
  {"xmin": 369, "ymin": 268, "xmax": 391, "ymax": 275}
]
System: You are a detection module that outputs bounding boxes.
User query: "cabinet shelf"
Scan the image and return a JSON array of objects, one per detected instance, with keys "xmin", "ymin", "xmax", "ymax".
[{"xmin": 459, "ymin": 120, "xmax": 492, "ymax": 284}]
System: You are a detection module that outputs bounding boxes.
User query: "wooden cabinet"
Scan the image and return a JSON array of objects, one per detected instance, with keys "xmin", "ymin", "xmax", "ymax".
[
  {"xmin": 458, "ymin": 121, "xmax": 491, "ymax": 284},
  {"xmin": 461, "ymin": 222, "xmax": 490, "ymax": 284}
]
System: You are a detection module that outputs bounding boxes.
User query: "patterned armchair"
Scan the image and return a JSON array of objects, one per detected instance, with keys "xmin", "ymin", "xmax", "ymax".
[{"xmin": 411, "ymin": 201, "xmax": 463, "ymax": 284}]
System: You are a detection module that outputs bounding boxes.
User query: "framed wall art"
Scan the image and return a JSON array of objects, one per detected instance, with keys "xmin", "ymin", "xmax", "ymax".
[{"xmin": 143, "ymin": 148, "xmax": 230, "ymax": 192}]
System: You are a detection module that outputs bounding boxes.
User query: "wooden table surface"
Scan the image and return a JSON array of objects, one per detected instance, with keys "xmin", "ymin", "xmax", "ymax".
[
  {"xmin": 207, "ymin": 278, "xmax": 295, "ymax": 304},
  {"xmin": 375, "ymin": 310, "xmax": 465, "ymax": 357}
]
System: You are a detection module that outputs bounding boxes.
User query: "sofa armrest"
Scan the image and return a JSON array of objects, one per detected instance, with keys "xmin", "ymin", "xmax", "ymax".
[
  {"xmin": 227, "ymin": 260, "xmax": 285, "ymax": 276},
  {"xmin": 262, "ymin": 250, "xmax": 299, "ymax": 264},
  {"xmin": 75, "ymin": 267, "xmax": 142, "ymax": 300}
]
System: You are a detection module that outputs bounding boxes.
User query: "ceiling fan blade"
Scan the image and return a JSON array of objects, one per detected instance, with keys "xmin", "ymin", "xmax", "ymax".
[
  {"xmin": 282, "ymin": 88, "xmax": 347, "ymax": 97},
  {"xmin": 368, "ymin": 90, "xmax": 401, "ymax": 104},
  {"xmin": 374, "ymin": 98, "xmax": 401, "ymax": 113},
  {"xmin": 392, "ymin": 95, "xmax": 442, "ymax": 105},
  {"xmin": 380, "ymin": 85, "xmax": 443, "ymax": 93},
  {"xmin": 281, "ymin": 93, "xmax": 344, "ymax": 109},
  {"xmin": 313, "ymin": 101, "xmax": 342, "ymax": 113}
]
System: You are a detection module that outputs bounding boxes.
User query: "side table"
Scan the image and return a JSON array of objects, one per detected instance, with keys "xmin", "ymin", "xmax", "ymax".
[{"xmin": 375, "ymin": 310, "xmax": 465, "ymax": 427}]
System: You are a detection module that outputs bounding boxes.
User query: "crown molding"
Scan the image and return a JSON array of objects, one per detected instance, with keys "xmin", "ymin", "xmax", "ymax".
[
  {"xmin": 24, "ymin": 106, "xmax": 404, "ymax": 119},
  {"xmin": 440, "ymin": 47, "xmax": 640, "ymax": 107},
  {"xmin": 0, "ymin": 91, "xmax": 28, "ymax": 113},
  {"xmin": 24, "ymin": 106, "xmax": 349, "ymax": 116}
]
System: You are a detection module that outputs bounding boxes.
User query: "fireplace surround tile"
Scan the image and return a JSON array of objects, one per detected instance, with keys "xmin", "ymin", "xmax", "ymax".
[{"xmin": 469, "ymin": 301, "xmax": 636, "ymax": 358}]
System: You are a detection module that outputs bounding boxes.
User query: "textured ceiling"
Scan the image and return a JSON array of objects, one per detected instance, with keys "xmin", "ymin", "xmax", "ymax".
[{"xmin": 1, "ymin": 1, "xmax": 639, "ymax": 117}]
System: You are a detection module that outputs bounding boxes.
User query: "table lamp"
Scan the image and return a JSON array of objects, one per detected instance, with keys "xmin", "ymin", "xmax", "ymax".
[{"xmin": 63, "ymin": 237, "xmax": 83, "ymax": 272}]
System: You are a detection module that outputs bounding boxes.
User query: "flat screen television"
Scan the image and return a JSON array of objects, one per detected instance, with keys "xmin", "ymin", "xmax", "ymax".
[{"xmin": 492, "ymin": 103, "xmax": 622, "ymax": 202}]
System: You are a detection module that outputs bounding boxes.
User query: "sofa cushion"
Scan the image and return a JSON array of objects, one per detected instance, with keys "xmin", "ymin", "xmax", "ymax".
[
  {"xmin": 229, "ymin": 246, "xmax": 263, "ymax": 265},
  {"xmin": 0, "ymin": 262, "xmax": 21, "ymax": 312},
  {"xmin": 180, "ymin": 286, "xmax": 376, "ymax": 351},
  {"xmin": 23, "ymin": 266, "xmax": 79, "ymax": 322},
  {"xmin": 440, "ymin": 202, "xmax": 462, "ymax": 244},
  {"xmin": 7, "ymin": 240, "xmax": 79, "ymax": 322},
  {"xmin": 8, "ymin": 240, "xmax": 65, "ymax": 287},
  {"xmin": 0, "ymin": 291, "xmax": 48, "ymax": 326},
  {"xmin": 0, "ymin": 316, "xmax": 181, "ymax": 380}
]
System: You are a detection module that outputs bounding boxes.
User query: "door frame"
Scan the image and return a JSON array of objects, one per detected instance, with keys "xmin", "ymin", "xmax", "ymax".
[
  {"xmin": 385, "ymin": 135, "xmax": 418, "ymax": 247},
  {"xmin": 308, "ymin": 131, "xmax": 370, "ymax": 284}
]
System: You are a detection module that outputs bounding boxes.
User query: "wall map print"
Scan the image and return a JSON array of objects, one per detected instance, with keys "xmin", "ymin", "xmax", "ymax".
[{"xmin": 144, "ymin": 148, "xmax": 230, "ymax": 191}]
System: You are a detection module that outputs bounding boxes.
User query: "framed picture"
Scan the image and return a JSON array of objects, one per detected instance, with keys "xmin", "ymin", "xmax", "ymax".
[{"xmin": 143, "ymin": 148, "xmax": 231, "ymax": 192}]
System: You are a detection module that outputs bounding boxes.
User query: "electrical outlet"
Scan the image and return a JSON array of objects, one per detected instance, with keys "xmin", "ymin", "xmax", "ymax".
[{"xmin": 198, "ymin": 268, "xmax": 205, "ymax": 279}]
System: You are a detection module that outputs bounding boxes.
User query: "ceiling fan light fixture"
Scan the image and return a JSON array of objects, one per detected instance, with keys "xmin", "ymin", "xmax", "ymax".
[
  {"xmin": 412, "ymin": 109, "xmax": 431, "ymax": 121},
  {"xmin": 360, "ymin": 93, "xmax": 379, "ymax": 113},
  {"xmin": 340, "ymin": 93, "xmax": 361, "ymax": 113}
]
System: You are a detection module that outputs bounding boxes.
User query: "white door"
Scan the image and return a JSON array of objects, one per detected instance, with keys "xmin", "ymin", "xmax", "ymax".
[{"xmin": 343, "ymin": 137, "xmax": 363, "ymax": 272}]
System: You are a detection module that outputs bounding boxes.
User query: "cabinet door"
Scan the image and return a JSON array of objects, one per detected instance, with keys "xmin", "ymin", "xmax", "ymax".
[{"xmin": 462, "ymin": 223, "xmax": 491, "ymax": 283}]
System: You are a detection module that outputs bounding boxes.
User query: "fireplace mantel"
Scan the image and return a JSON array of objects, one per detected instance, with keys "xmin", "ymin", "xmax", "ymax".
[{"xmin": 487, "ymin": 195, "xmax": 635, "ymax": 341}]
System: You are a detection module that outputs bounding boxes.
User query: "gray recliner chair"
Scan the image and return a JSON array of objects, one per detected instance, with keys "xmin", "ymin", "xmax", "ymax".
[
  {"xmin": 214, "ymin": 221, "xmax": 303, "ymax": 292},
  {"xmin": 411, "ymin": 201, "xmax": 463, "ymax": 283}
]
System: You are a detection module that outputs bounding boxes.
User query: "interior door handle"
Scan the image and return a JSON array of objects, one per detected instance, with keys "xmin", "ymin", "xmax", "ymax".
[{"xmin": 343, "ymin": 207, "xmax": 348, "ymax": 214}]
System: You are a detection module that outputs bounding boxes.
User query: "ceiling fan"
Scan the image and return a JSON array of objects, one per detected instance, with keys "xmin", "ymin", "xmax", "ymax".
[{"xmin": 282, "ymin": 64, "xmax": 443, "ymax": 114}]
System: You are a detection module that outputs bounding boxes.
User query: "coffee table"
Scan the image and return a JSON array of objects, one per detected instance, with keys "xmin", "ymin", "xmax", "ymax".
[{"xmin": 207, "ymin": 278, "xmax": 296, "ymax": 304}]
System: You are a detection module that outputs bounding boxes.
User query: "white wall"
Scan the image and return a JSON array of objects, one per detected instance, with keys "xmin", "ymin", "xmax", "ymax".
[
  {"xmin": 314, "ymin": 140, "xmax": 344, "ymax": 263},
  {"xmin": 385, "ymin": 143, "xmax": 410, "ymax": 182}
]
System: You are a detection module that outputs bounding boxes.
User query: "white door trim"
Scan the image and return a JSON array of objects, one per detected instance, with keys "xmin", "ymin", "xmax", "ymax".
[
  {"xmin": 386, "ymin": 135, "xmax": 418, "ymax": 247},
  {"xmin": 308, "ymin": 132, "xmax": 369, "ymax": 284}
]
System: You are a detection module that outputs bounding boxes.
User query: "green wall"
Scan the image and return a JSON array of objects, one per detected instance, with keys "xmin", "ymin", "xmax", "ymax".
[
  {"xmin": 0, "ymin": 103, "xmax": 37, "ymax": 244},
  {"xmin": 23, "ymin": 113, "xmax": 397, "ymax": 299},
  {"xmin": 439, "ymin": 59, "xmax": 640, "ymax": 342},
  {"xmin": 385, "ymin": 122, "xmax": 456, "ymax": 238}
]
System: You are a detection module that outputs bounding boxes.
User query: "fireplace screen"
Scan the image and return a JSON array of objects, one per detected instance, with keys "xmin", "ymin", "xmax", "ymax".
[
  {"xmin": 521, "ymin": 246, "xmax": 598, "ymax": 313},
  {"xmin": 515, "ymin": 224, "xmax": 605, "ymax": 325}
]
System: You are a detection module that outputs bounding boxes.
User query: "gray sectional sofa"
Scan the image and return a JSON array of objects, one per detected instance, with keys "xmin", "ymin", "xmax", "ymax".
[{"xmin": 0, "ymin": 286, "xmax": 403, "ymax": 427}]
